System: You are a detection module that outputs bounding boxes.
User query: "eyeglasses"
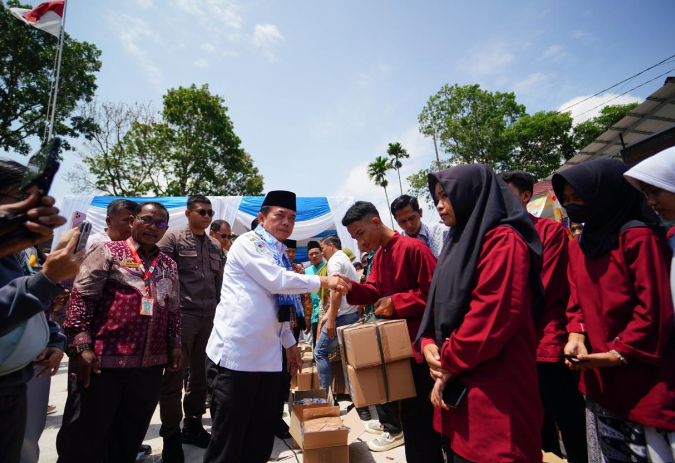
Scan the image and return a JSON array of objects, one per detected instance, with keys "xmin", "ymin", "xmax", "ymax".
[
  {"xmin": 0, "ymin": 191, "xmax": 30, "ymax": 202},
  {"xmin": 136, "ymin": 215, "xmax": 169, "ymax": 229},
  {"xmin": 194, "ymin": 209, "xmax": 215, "ymax": 217},
  {"xmin": 214, "ymin": 232, "xmax": 233, "ymax": 240}
]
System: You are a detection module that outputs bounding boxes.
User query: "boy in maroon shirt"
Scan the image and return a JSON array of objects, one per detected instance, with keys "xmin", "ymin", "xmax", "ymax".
[{"xmin": 337, "ymin": 201, "xmax": 443, "ymax": 463}]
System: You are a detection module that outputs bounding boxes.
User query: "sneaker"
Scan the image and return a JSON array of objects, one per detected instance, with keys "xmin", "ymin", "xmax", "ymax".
[
  {"xmin": 135, "ymin": 444, "xmax": 151, "ymax": 461},
  {"xmin": 46, "ymin": 405, "xmax": 57, "ymax": 415},
  {"xmin": 162, "ymin": 432, "xmax": 184, "ymax": 463},
  {"xmin": 204, "ymin": 393, "xmax": 211, "ymax": 409},
  {"xmin": 364, "ymin": 420, "xmax": 384, "ymax": 435},
  {"xmin": 181, "ymin": 418, "xmax": 211, "ymax": 448},
  {"xmin": 367, "ymin": 432, "xmax": 404, "ymax": 452}
]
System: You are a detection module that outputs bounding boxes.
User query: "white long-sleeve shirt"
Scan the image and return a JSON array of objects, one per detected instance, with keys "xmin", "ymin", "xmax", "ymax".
[{"xmin": 206, "ymin": 230, "xmax": 321, "ymax": 372}]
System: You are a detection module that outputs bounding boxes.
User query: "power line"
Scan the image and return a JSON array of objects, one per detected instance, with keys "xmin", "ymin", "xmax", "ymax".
[
  {"xmin": 558, "ymin": 53, "xmax": 675, "ymax": 113},
  {"xmin": 573, "ymin": 66, "xmax": 675, "ymax": 121}
]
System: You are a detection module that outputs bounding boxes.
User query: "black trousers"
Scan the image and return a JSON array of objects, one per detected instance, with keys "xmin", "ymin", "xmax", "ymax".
[
  {"xmin": 376, "ymin": 360, "xmax": 444, "ymax": 463},
  {"xmin": 56, "ymin": 366, "xmax": 163, "ymax": 463},
  {"xmin": 537, "ymin": 362, "xmax": 588, "ymax": 463},
  {"xmin": 204, "ymin": 359, "xmax": 282, "ymax": 463},
  {"xmin": 159, "ymin": 313, "xmax": 213, "ymax": 437},
  {"xmin": 0, "ymin": 391, "xmax": 27, "ymax": 463},
  {"xmin": 311, "ymin": 322, "xmax": 318, "ymax": 349}
]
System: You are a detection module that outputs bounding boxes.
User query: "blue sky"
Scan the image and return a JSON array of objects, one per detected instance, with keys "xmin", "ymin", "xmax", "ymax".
[{"xmin": 7, "ymin": 0, "xmax": 675, "ymax": 224}]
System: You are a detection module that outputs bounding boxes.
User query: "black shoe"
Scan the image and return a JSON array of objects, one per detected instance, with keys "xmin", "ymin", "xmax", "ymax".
[
  {"xmin": 162, "ymin": 432, "xmax": 184, "ymax": 463},
  {"xmin": 204, "ymin": 393, "xmax": 212, "ymax": 409},
  {"xmin": 181, "ymin": 418, "xmax": 211, "ymax": 448},
  {"xmin": 136, "ymin": 444, "xmax": 151, "ymax": 461},
  {"xmin": 275, "ymin": 419, "xmax": 291, "ymax": 439},
  {"xmin": 356, "ymin": 406, "xmax": 372, "ymax": 421}
]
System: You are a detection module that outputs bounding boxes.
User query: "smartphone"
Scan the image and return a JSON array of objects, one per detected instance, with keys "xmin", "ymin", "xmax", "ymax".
[
  {"xmin": 0, "ymin": 138, "xmax": 62, "ymax": 245},
  {"xmin": 71, "ymin": 211, "xmax": 87, "ymax": 229},
  {"xmin": 559, "ymin": 354, "xmax": 589, "ymax": 363},
  {"xmin": 74, "ymin": 221, "xmax": 92, "ymax": 253},
  {"xmin": 442, "ymin": 380, "xmax": 468, "ymax": 409},
  {"xmin": 20, "ymin": 137, "xmax": 61, "ymax": 195}
]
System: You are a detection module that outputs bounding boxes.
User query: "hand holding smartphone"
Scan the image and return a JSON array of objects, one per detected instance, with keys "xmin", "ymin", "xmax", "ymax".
[{"xmin": 74, "ymin": 221, "xmax": 92, "ymax": 254}]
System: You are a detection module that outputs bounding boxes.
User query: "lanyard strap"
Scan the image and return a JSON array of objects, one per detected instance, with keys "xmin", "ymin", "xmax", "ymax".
[{"xmin": 126, "ymin": 239, "xmax": 159, "ymax": 295}]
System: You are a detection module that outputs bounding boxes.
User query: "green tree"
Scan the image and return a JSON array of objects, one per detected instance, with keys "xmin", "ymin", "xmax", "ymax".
[
  {"xmin": 572, "ymin": 103, "xmax": 639, "ymax": 151},
  {"xmin": 406, "ymin": 159, "xmax": 453, "ymax": 206},
  {"xmin": 68, "ymin": 86, "xmax": 265, "ymax": 196},
  {"xmin": 367, "ymin": 156, "xmax": 394, "ymax": 227},
  {"xmin": 66, "ymin": 100, "xmax": 160, "ymax": 195},
  {"xmin": 505, "ymin": 111, "xmax": 576, "ymax": 179},
  {"xmin": 0, "ymin": 0, "xmax": 101, "ymax": 154},
  {"xmin": 418, "ymin": 83, "xmax": 526, "ymax": 169},
  {"xmin": 158, "ymin": 84, "xmax": 263, "ymax": 196},
  {"xmin": 386, "ymin": 142, "xmax": 410, "ymax": 195}
]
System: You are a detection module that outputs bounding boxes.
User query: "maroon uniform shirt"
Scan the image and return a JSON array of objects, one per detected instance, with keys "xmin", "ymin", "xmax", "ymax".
[
  {"xmin": 422, "ymin": 226, "xmax": 543, "ymax": 463},
  {"xmin": 346, "ymin": 232, "xmax": 436, "ymax": 361},
  {"xmin": 65, "ymin": 238, "xmax": 182, "ymax": 369},
  {"xmin": 531, "ymin": 214, "xmax": 569, "ymax": 362},
  {"xmin": 567, "ymin": 227, "xmax": 675, "ymax": 430}
]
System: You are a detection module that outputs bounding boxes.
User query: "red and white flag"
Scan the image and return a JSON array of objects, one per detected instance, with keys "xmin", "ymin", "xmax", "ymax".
[{"xmin": 10, "ymin": 1, "xmax": 64, "ymax": 38}]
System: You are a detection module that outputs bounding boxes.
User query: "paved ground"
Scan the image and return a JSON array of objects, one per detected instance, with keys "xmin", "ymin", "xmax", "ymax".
[{"xmin": 38, "ymin": 358, "xmax": 407, "ymax": 462}]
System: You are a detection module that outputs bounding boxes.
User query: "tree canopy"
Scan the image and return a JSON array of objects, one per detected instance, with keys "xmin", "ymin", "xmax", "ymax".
[
  {"xmin": 0, "ymin": 0, "xmax": 101, "ymax": 154},
  {"xmin": 69, "ymin": 85, "xmax": 264, "ymax": 196}
]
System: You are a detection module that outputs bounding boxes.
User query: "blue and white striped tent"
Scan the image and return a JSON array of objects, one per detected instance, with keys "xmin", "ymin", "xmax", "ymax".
[{"xmin": 55, "ymin": 195, "xmax": 359, "ymax": 263}]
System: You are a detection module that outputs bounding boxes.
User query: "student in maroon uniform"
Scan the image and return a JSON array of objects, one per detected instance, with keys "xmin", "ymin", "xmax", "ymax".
[
  {"xmin": 418, "ymin": 164, "xmax": 544, "ymax": 463},
  {"xmin": 501, "ymin": 171, "xmax": 587, "ymax": 463},
  {"xmin": 337, "ymin": 201, "xmax": 443, "ymax": 463},
  {"xmin": 552, "ymin": 159, "xmax": 675, "ymax": 463}
]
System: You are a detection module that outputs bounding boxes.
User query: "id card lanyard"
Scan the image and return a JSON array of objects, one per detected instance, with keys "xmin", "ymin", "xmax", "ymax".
[{"xmin": 126, "ymin": 239, "xmax": 159, "ymax": 316}]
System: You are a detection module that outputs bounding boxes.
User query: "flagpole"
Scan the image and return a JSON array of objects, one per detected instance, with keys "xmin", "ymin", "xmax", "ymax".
[{"xmin": 47, "ymin": 0, "xmax": 68, "ymax": 141}]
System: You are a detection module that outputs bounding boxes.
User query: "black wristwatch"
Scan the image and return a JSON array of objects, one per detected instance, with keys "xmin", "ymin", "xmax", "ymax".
[{"xmin": 66, "ymin": 343, "xmax": 93, "ymax": 357}]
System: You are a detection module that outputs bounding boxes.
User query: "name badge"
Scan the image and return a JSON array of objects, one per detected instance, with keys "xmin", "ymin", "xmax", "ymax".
[
  {"xmin": 140, "ymin": 296, "xmax": 154, "ymax": 316},
  {"xmin": 121, "ymin": 259, "xmax": 139, "ymax": 268}
]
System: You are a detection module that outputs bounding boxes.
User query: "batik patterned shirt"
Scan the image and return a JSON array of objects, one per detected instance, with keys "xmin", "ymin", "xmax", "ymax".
[{"xmin": 65, "ymin": 238, "xmax": 182, "ymax": 369}]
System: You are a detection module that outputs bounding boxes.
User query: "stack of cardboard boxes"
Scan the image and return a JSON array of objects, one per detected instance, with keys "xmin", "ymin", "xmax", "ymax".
[
  {"xmin": 288, "ymin": 388, "xmax": 364, "ymax": 462},
  {"xmin": 291, "ymin": 342, "xmax": 320, "ymax": 391},
  {"xmin": 337, "ymin": 319, "xmax": 417, "ymax": 407}
]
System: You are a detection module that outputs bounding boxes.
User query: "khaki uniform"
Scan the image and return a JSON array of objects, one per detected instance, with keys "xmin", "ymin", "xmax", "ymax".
[{"xmin": 157, "ymin": 228, "xmax": 224, "ymax": 437}]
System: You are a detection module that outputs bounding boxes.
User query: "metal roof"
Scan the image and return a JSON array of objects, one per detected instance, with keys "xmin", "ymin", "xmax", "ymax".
[{"xmin": 549, "ymin": 77, "xmax": 675, "ymax": 177}]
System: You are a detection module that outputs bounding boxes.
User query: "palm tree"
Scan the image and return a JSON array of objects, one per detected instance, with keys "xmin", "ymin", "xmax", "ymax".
[
  {"xmin": 386, "ymin": 142, "xmax": 410, "ymax": 195},
  {"xmin": 368, "ymin": 156, "xmax": 395, "ymax": 227}
]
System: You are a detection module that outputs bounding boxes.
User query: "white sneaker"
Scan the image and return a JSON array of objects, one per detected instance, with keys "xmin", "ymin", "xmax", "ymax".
[
  {"xmin": 364, "ymin": 420, "xmax": 384, "ymax": 435},
  {"xmin": 367, "ymin": 432, "xmax": 404, "ymax": 452}
]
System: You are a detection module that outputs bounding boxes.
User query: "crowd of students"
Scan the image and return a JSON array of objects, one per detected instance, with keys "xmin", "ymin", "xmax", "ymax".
[{"xmin": 1, "ymin": 145, "xmax": 675, "ymax": 463}]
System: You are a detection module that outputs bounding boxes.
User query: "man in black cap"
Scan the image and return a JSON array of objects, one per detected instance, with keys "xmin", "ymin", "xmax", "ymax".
[{"xmin": 204, "ymin": 191, "xmax": 344, "ymax": 463}]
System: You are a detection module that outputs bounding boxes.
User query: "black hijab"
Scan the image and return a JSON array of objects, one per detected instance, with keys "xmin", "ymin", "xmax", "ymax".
[
  {"xmin": 415, "ymin": 164, "xmax": 544, "ymax": 346},
  {"xmin": 551, "ymin": 159, "xmax": 664, "ymax": 258}
]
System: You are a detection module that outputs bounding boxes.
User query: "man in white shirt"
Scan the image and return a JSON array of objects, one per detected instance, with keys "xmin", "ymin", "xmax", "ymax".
[
  {"xmin": 203, "ymin": 191, "xmax": 343, "ymax": 463},
  {"xmin": 85, "ymin": 199, "xmax": 137, "ymax": 251},
  {"xmin": 390, "ymin": 195, "xmax": 448, "ymax": 258},
  {"xmin": 314, "ymin": 235, "xmax": 360, "ymax": 390}
]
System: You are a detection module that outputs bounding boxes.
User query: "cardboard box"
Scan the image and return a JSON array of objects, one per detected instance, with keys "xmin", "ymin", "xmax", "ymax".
[
  {"xmin": 301, "ymin": 407, "xmax": 348, "ymax": 449},
  {"xmin": 302, "ymin": 351, "xmax": 314, "ymax": 363},
  {"xmin": 290, "ymin": 406, "xmax": 364, "ymax": 460},
  {"xmin": 339, "ymin": 319, "xmax": 413, "ymax": 369},
  {"xmin": 303, "ymin": 446, "xmax": 348, "ymax": 463},
  {"xmin": 291, "ymin": 363, "xmax": 320, "ymax": 390},
  {"xmin": 543, "ymin": 452, "xmax": 567, "ymax": 463},
  {"xmin": 289, "ymin": 388, "xmax": 335, "ymax": 448},
  {"xmin": 298, "ymin": 342, "xmax": 312, "ymax": 355},
  {"xmin": 346, "ymin": 359, "xmax": 416, "ymax": 408}
]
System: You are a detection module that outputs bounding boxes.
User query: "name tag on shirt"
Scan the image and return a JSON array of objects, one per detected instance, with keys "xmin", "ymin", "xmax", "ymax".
[
  {"xmin": 121, "ymin": 259, "xmax": 139, "ymax": 268},
  {"xmin": 140, "ymin": 296, "xmax": 154, "ymax": 316}
]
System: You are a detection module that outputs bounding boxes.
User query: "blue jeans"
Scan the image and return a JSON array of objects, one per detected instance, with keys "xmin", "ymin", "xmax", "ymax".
[{"xmin": 314, "ymin": 311, "xmax": 360, "ymax": 390}]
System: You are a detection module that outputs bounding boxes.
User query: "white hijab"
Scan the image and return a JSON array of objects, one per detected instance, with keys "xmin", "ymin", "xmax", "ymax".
[
  {"xmin": 625, "ymin": 146, "xmax": 675, "ymax": 328},
  {"xmin": 624, "ymin": 146, "xmax": 675, "ymax": 194}
]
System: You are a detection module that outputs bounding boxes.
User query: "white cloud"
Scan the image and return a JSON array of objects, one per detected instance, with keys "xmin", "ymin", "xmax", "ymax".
[
  {"xmin": 543, "ymin": 44, "xmax": 568, "ymax": 61},
  {"xmin": 136, "ymin": 0, "xmax": 153, "ymax": 9},
  {"xmin": 111, "ymin": 13, "xmax": 163, "ymax": 85},
  {"xmin": 173, "ymin": 0, "xmax": 242, "ymax": 30},
  {"xmin": 460, "ymin": 42, "xmax": 516, "ymax": 76},
  {"xmin": 557, "ymin": 93, "xmax": 643, "ymax": 125},
  {"xmin": 572, "ymin": 30, "xmax": 594, "ymax": 44},
  {"xmin": 512, "ymin": 71, "xmax": 555, "ymax": 97},
  {"xmin": 201, "ymin": 43, "xmax": 216, "ymax": 53},
  {"xmin": 194, "ymin": 59, "xmax": 209, "ymax": 68},
  {"xmin": 252, "ymin": 24, "xmax": 284, "ymax": 61}
]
